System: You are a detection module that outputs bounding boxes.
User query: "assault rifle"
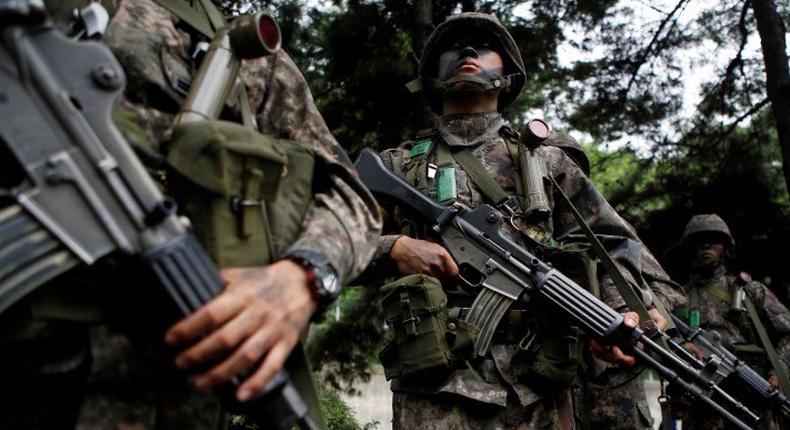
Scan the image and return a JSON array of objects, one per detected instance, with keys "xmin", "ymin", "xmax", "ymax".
[
  {"xmin": 0, "ymin": 3, "xmax": 318, "ymax": 429},
  {"xmin": 355, "ymin": 148, "xmax": 760, "ymax": 430},
  {"xmin": 670, "ymin": 314, "xmax": 790, "ymax": 418}
]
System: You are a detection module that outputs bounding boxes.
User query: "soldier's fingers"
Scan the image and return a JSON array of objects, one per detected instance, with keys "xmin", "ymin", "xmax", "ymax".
[
  {"xmin": 589, "ymin": 340, "xmax": 614, "ymax": 362},
  {"xmin": 622, "ymin": 311, "xmax": 639, "ymax": 329},
  {"xmin": 165, "ymin": 292, "xmax": 246, "ymax": 345},
  {"xmin": 440, "ymin": 250, "xmax": 459, "ymax": 278},
  {"xmin": 192, "ymin": 324, "xmax": 275, "ymax": 391},
  {"xmin": 174, "ymin": 307, "xmax": 263, "ymax": 370},
  {"xmin": 611, "ymin": 346, "xmax": 636, "ymax": 366},
  {"xmin": 236, "ymin": 339, "xmax": 295, "ymax": 402}
]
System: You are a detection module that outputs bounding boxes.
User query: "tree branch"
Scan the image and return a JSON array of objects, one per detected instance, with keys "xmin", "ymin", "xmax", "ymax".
[{"xmin": 623, "ymin": 0, "xmax": 691, "ymax": 96}]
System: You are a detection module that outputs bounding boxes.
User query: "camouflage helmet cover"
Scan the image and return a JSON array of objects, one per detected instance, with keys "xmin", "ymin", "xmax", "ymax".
[
  {"xmin": 682, "ymin": 214, "xmax": 735, "ymax": 247},
  {"xmin": 419, "ymin": 12, "xmax": 526, "ymax": 113},
  {"xmin": 545, "ymin": 131, "xmax": 590, "ymax": 176}
]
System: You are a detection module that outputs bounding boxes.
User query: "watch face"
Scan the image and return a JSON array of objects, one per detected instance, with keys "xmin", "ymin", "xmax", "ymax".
[{"xmin": 319, "ymin": 269, "xmax": 340, "ymax": 297}]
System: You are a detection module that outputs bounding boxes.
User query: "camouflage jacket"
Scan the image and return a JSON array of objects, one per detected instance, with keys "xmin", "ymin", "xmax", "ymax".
[
  {"xmin": 100, "ymin": 0, "xmax": 381, "ymax": 282},
  {"xmin": 680, "ymin": 265, "xmax": 790, "ymax": 375},
  {"xmin": 372, "ymin": 111, "xmax": 685, "ymax": 406}
]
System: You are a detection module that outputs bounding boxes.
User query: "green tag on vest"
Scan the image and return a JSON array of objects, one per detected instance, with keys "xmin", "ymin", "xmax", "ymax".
[
  {"xmin": 676, "ymin": 307, "xmax": 689, "ymax": 322},
  {"xmin": 410, "ymin": 140, "xmax": 432, "ymax": 157},
  {"xmin": 689, "ymin": 308, "xmax": 700, "ymax": 328},
  {"xmin": 436, "ymin": 167, "xmax": 456, "ymax": 202}
]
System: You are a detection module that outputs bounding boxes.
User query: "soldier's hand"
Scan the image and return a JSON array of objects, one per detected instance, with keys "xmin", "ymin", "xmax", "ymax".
[
  {"xmin": 682, "ymin": 341, "xmax": 705, "ymax": 361},
  {"xmin": 389, "ymin": 236, "xmax": 459, "ymax": 279},
  {"xmin": 769, "ymin": 374, "xmax": 782, "ymax": 390},
  {"xmin": 647, "ymin": 308, "xmax": 668, "ymax": 331},
  {"xmin": 589, "ymin": 311, "xmax": 640, "ymax": 366},
  {"xmin": 164, "ymin": 260, "xmax": 317, "ymax": 402}
]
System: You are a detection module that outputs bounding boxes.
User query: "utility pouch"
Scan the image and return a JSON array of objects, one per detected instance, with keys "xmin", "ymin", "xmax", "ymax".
[
  {"xmin": 166, "ymin": 120, "xmax": 286, "ymax": 267},
  {"xmin": 379, "ymin": 274, "xmax": 476, "ymax": 380},
  {"xmin": 527, "ymin": 328, "xmax": 584, "ymax": 387}
]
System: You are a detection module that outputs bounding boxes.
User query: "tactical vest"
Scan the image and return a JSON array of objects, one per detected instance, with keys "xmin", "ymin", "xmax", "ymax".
[{"xmin": 380, "ymin": 127, "xmax": 594, "ymax": 386}]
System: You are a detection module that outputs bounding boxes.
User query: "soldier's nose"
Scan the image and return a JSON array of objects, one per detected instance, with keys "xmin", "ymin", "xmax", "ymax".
[{"xmin": 460, "ymin": 46, "xmax": 479, "ymax": 58}]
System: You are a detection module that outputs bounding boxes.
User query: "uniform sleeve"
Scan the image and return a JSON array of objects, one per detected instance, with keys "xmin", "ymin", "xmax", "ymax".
[
  {"xmin": 241, "ymin": 52, "xmax": 381, "ymax": 283},
  {"xmin": 746, "ymin": 282, "xmax": 790, "ymax": 375},
  {"xmin": 547, "ymin": 147, "xmax": 686, "ymax": 312},
  {"xmin": 354, "ymin": 147, "xmax": 410, "ymax": 283}
]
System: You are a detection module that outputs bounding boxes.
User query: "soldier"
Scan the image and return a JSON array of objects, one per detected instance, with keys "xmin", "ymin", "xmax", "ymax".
[
  {"xmin": 0, "ymin": 0, "xmax": 381, "ymax": 428},
  {"xmin": 546, "ymin": 133, "xmax": 667, "ymax": 430},
  {"xmin": 364, "ymin": 12, "xmax": 684, "ymax": 429},
  {"xmin": 673, "ymin": 214, "xmax": 790, "ymax": 429}
]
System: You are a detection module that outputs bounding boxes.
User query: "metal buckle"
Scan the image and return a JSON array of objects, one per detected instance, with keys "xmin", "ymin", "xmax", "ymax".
[
  {"xmin": 230, "ymin": 196, "xmax": 262, "ymax": 213},
  {"xmin": 517, "ymin": 327, "xmax": 538, "ymax": 352},
  {"xmin": 497, "ymin": 196, "xmax": 520, "ymax": 217}
]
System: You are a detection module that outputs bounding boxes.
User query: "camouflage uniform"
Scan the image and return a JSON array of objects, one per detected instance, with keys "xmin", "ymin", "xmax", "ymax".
[
  {"xmin": 0, "ymin": 0, "xmax": 381, "ymax": 428},
  {"xmin": 673, "ymin": 214, "xmax": 790, "ymax": 430},
  {"xmin": 371, "ymin": 110, "xmax": 684, "ymax": 429},
  {"xmin": 545, "ymin": 134, "xmax": 657, "ymax": 430}
]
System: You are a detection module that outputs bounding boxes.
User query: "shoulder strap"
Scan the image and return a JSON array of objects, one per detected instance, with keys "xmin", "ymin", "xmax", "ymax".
[
  {"xmin": 154, "ymin": 0, "xmax": 217, "ymax": 37},
  {"xmin": 549, "ymin": 176, "xmax": 672, "ymax": 345},
  {"xmin": 450, "ymin": 145, "xmax": 510, "ymax": 207},
  {"xmin": 743, "ymin": 296, "xmax": 790, "ymax": 395}
]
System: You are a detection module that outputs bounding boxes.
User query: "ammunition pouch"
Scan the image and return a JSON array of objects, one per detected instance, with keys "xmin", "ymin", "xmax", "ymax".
[
  {"xmin": 525, "ymin": 325, "xmax": 585, "ymax": 387},
  {"xmin": 379, "ymin": 274, "xmax": 476, "ymax": 380},
  {"xmin": 167, "ymin": 120, "xmax": 314, "ymax": 267}
]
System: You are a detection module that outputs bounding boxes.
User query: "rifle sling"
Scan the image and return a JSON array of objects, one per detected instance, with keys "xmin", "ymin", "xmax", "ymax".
[
  {"xmin": 743, "ymin": 297, "xmax": 790, "ymax": 396},
  {"xmin": 549, "ymin": 176, "xmax": 672, "ymax": 348}
]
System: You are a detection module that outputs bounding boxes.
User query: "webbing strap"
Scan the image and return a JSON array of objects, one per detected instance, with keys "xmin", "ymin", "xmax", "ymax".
[
  {"xmin": 744, "ymin": 296, "xmax": 790, "ymax": 396},
  {"xmin": 197, "ymin": 0, "xmax": 226, "ymax": 31},
  {"xmin": 504, "ymin": 138, "xmax": 524, "ymax": 198},
  {"xmin": 705, "ymin": 283, "xmax": 732, "ymax": 304},
  {"xmin": 154, "ymin": 0, "xmax": 215, "ymax": 37},
  {"xmin": 451, "ymin": 145, "xmax": 509, "ymax": 206},
  {"xmin": 549, "ymin": 177, "xmax": 672, "ymax": 347}
]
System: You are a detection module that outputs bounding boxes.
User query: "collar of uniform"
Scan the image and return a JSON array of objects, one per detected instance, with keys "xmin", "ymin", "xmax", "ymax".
[
  {"xmin": 689, "ymin": 264, "xmax": 728, "ymax": 286},
  {"xmin": 438, "ymin": 111, "xmax": 504, "ymax": 147}
]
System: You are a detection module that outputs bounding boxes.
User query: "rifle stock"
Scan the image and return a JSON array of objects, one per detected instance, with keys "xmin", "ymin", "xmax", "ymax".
[
  {"xmin": 355, "ymin": 147, "xmax": 760, "ymax": 429},
  {"xmin": 0, "ymin": 7, "xmax": 317, "ymax": 429}
]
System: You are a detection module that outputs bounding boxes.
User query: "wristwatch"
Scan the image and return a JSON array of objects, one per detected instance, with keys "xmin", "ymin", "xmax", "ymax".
[{"xmin": 285, "ymin": 250, "xmax": 341, "ymax": 317}]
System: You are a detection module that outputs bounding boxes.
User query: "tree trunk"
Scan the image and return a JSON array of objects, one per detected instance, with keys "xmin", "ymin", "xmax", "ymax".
[
  {"xmin": 752, "ymin": 0, "xmax": 790, "ymax": 195},
  {"xmin": 411, "ymin": 0, "xmax": 436, "ymax": 129}
]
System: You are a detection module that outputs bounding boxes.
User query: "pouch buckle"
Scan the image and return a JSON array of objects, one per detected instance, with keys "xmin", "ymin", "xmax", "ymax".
[{"xmin": 518, "ymin": 326, "xmax": 538, "ymax": 352}]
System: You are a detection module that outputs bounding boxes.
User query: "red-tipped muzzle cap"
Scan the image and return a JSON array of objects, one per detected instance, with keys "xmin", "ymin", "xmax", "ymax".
[{"xmin": 229, "ymin": 12, "xmax": 281, "ymax": 59}]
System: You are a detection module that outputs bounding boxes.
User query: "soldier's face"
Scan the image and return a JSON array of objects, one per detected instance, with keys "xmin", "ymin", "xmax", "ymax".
[
  {"xmin": 691, "ymin": 237, "xmax": 726, "ymax": 268},
  {"xmin": 437, "ymin": 37, "xmax": 504, "ymax": 88}
]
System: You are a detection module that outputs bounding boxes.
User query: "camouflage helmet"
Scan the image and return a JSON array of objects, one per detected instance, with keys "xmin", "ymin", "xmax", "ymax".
[
  {"xmin": 417, "ymin": 12, "xmax": 526, "ymax": 113},
  {"xmin": 682, "ymin": 214, "xmax": 735, "ymax": 247},
  {"xmin": 545, "ymin": 131, "xmax": 590, "ymax": 176}
]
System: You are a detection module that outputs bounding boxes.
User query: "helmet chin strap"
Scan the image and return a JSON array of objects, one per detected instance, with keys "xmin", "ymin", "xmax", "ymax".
[{"xmin": 436, "ymin": 71, "xmax": 513, "ymax": 95}]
